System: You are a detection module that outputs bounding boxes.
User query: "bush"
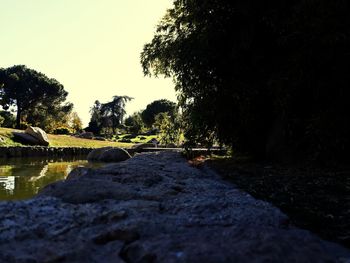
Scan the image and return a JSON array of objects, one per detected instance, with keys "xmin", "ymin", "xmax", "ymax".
[
  {"xmin": 0, "ymin": 116, "xmax": 4, "ymax": 127},
  {"xmin": 54, "ymin": 127, "xmax": 72, "ymax": 135},
  {"xmin": 19, "ymin": 122, "xmax": 30, "ymax": 130},
  {"xmin": 0, "ymin": 111, "xmax": 16, "ymax": 128}
]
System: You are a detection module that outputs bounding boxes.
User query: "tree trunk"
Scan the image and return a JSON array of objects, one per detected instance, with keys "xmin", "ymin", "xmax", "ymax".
[{"xmin": 16, "ymin": 105, "xmax": 21, "ymax": 129}]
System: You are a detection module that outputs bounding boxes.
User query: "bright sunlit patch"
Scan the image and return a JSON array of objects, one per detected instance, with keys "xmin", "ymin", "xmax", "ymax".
[{"xmin": 0, "ymin": 0, "xmax": 176, "ymax": 126}]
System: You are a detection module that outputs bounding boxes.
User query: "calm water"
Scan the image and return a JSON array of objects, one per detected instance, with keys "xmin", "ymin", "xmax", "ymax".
[{"xmin": 0, "ymin": 158, "xmax": 101, "ymax": 201}]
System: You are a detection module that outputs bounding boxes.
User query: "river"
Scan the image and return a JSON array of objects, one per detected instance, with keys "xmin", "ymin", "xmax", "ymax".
[{"xmin": 0, "ymin": 157, "xmax": 101, "ymax": 200}]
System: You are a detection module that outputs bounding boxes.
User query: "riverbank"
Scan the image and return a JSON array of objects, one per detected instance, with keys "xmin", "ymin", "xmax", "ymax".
[
  {"xmin": 0, "ymin": 127, "xmax": 132, "ymax": 148},
  {"xmin": 0, "ymin": 151, "xmax": 349, "ymax": 262},
  {"xmin": 0, "ymin": 146, "xmax": 93, "ymax": 158}
]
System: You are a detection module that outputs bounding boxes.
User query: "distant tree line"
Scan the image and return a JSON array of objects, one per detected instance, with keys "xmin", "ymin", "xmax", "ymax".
[
  {"xmin": 0, "ymin": 65, "xmax": 82, "ymax": 133},
  {"xmin": 87, "ymin": 98, "xmax": 178, "ymax": 139},
  {"xmin": 87, "ymin": 96, "xmax": 133, "ymax": 135},
  {"xmin": 141, "ymin": 0, "xmax": 350, "ymax": 162},
  {"xmin": 124, "ymin": 99, "xmax": 180, "ymax": 145}
]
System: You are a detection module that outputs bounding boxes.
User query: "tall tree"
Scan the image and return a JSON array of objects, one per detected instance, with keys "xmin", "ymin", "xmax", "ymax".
[
  {"xmin": 87, "ymin": 100, "xmax": 103, "ymax": 134},
  {"xmin": 142, "ymin": 0, "xmax": 350, "ymax": 161},
  {"xmin": 141, "ymin": 99, "xmax": 176, "ymax": 127},
  {"xmin": 100, "ymin": 96, "xmax": 133, "ymax": 133},
  {"xmin": 87, "ymin": 96, "xmax": 133, "ymax": 135},
  {"xmin": 0, "ymin": 65, "xmax": 72, "ymax": 129}
]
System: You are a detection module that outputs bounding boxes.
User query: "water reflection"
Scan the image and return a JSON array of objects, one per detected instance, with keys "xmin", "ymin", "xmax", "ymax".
[{"xmin": 0, "ymin": 158, "xmax": 101, "ymax": 201}]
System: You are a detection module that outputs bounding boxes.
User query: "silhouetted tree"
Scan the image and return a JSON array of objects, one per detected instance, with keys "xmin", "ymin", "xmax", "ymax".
[
  {"xmin": 141, "ymin": 99, "xmax": 176, "ymax": 127},
  {"xmin": 87, "ymin": 96, "xmax": 133, "ymax": 135},
  {"xmin": 142, "ymin": 0, "xmax": 350, "ymax": 162},
  {"xmin": 101, "ymin": 96, "xmax": 133, "ymax": 133},
  {"xmin": 0, "ymin": 65, "xmax": 72, "ymax": 129},
  {"xmin": 87, "ymin": 100, "xmax": 103, "ymax": 134}
]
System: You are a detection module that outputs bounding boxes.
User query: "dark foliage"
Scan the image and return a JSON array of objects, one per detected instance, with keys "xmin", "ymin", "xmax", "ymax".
[
  {"xmin": 209, "ymin": 158, "xmax": 350, "ymax": 248},
  {"xmin": 87, "ymin": 96, "xmax": 132, "ymax": 135},
  {"xmin": 0, "ymin": 65, "xmax": 72, "ymax": 129},
  {"xmin": 141, "ymin": 99, "xmax": 176, "ymax": 127},
  {"xmin": 141, "ymin": 0, "xmax": 350, "ymax": 162},
  {"xmin": 0, "ymin": 110, "xmax": 16, "ymax": 128},
  {"xmin": 124, "ymin": 112, "xmax": 144, "ymax": 134},
  {"xmin": 54, "ymin": 127, "xmax": 71, "ymax": 135}
]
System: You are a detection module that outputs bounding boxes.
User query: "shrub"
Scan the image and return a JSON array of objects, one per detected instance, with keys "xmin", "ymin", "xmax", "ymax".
[
  {"xmin": 0, "ymin": 111, "xmax": 16, "ymax": 128},
  {"xmin": 19, "ymin": 122, "xmax": 30, "ymax": 130},
  {"xmin": 0, "ymin": 116, "xmax": 4, "ymax": 127},
  {"xmin": 54, "ymin": 127, "xmax": 72, "ymax": 135}
]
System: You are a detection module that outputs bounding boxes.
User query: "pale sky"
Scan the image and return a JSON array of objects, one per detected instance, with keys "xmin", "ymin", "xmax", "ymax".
[{"xmin": 0, "ymin": 0, "xmax": 176, "ymax": 126}]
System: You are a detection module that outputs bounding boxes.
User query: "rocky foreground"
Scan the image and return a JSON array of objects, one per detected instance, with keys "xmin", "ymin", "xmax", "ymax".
[{"xmin": 0, "ymin": 152, "xmax": 349, "ymax": 262}]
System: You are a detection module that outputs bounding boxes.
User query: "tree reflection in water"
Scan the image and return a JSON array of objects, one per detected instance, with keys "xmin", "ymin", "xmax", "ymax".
[{"xmin": 0, "ymin": 158, "xmax": 101, "ymax": 200}]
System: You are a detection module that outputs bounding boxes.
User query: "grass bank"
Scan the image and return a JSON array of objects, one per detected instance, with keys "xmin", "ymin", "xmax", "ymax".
[{"xmin": 0, "ymin": 127, "xmax": 133, "ymax": 148}]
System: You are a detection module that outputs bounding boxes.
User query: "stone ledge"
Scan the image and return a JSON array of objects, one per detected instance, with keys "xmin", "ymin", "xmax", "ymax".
[
  {"xmin": 0, "ymin": 152, "xmax": 349, "ymax": 262},
  {"xmin": 0, "ymin": 146, "xmax": 93, "ymax": 158}
]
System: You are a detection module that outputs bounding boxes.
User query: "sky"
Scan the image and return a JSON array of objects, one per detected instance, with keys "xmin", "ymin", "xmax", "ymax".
[{"xmin": 0, "ymin": 0, "xmax": 176, "ymax": 126}]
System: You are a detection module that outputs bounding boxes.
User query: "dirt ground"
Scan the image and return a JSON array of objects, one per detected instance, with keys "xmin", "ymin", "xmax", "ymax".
[{"xmin": 208, "ymin": 158, "xmax": 350, "ymax": 249}]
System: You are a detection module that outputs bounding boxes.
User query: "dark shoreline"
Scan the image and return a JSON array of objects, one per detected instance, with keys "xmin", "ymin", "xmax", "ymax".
[
  {"xmin": 208, "ymin": 159, "xmax": 350, "ymax": 249},
  {"xmin": 0, "ymin": 146, "xmax": 93, "ymax": 158}
]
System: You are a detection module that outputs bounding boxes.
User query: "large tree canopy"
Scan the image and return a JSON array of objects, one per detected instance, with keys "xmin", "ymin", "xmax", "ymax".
[
  {"xmin": 141, "ymin": 0, "xmax": 350, "ymax": 162},
  {"xmin": 0, "ymin": 65, "xmax": 72, "ymax": 129},
  {"xmin": 141, "ymin": 99, "xmax": 176, "ymax": 127}
]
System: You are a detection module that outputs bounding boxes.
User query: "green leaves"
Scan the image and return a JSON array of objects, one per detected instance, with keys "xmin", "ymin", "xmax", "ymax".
[
  {"xmin": 87, "ymin": 96, "xmax": 133, "ymax": 135},
  {"xmin": 141, "ymin": 99, "xmax": 176, "ymax": 127},
  {"xmin": 0, "ymin": 65, "xmax": 72, "ymax": 130},
  {"xmin": 142, "ymin": 0, "xmax": 350, "ymax": 161}
]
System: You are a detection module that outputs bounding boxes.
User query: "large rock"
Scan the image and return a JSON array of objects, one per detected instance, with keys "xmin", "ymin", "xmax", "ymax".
[
  {"xmin": 87, "ymin": 147, "xmax": 113, "ymax": 161},
  {"xmin": 79, "ymin": 132, "xmax": 94, "ymax": 139},
  {"xmin": 87, "ymin": 147, "xmax": 131, "ymax": 162},
  {"xmin": 0, "ymin": 152, "xmax": 349, "ymax": 262},
  {"xmin": 99, "ymin": 148, "xmax": 131, "ymax": 162},
  {"xmin": 13, "ymin": 131, "xmax": 41, "ymax": 145},
  {"xmin": 25, "ymin": 126, "xmax": 49, "ymax": 146}
]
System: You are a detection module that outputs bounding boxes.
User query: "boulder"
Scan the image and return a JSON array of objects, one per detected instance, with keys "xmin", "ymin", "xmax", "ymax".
[
  {"xmin": 13, "ymin": 132, "xmax": 42, "ymax": 145},
  {"xmin": 25, "ymin": 126, "xmax": 49, "ymax": 146},
  {"xmin": 1, "ymin": 152, "xmax": 350, "ymax": 262},
  {"xmin": 79, "ymin": 132, "xmax": 94, "ymax": 139},
  {"xmin": 87, "ymin": 147, "xmax": 113, "ymax": 161},
  {"xmin": 87, "ymin": 147, "xmax": 131, "ymax": 162},
  {"xmin": 99, "ymin": 148, "xmax": 131, "ymax": 162}
]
